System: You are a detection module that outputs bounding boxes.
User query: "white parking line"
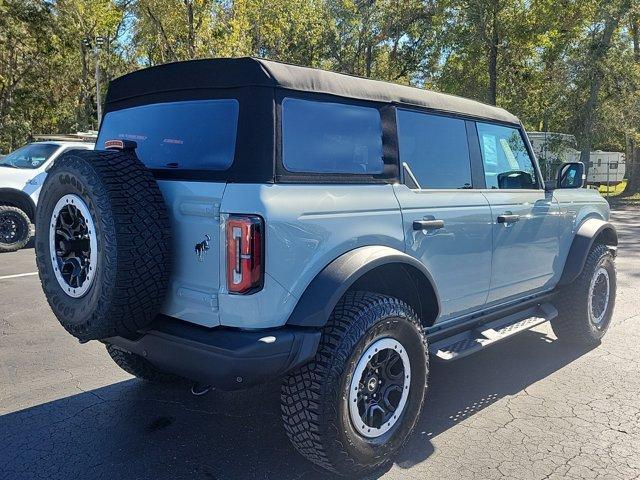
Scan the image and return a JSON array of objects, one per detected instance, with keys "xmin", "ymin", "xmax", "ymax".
[{"xmin": 0, "ymin": 272, "xmax": 38, "ymax": 280}]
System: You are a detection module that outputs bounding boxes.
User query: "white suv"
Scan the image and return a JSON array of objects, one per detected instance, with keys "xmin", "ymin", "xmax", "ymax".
[{"xmin": 0, "ymin": 141, "xmax": 93, "ymax": 252}]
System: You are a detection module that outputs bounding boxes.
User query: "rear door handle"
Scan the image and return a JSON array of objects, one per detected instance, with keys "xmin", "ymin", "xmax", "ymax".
[
  {"xmin": 497, "ymin": 214, "xmax": 520, "ymax": 224},
  {"xmin": 413, "ymin": 219, "xmax": 445, "ymax": 231}
]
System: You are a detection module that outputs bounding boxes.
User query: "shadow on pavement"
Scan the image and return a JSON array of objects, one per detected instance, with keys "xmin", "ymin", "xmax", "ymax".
[
  {"xmin": 0, "ymin": 329, "xmax": 593, "ymax": 480},
  {"xmin": 610, "ymin": 208, "xmax": 640, "ymax": 280},
  {"xmin": 394, "ymin": 330, "xmax": 593, "ymax": 470}
]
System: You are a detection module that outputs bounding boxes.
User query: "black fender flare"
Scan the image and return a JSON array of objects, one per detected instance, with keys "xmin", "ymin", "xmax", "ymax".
[
  {"xmin": 558, "ymin": 218, "xmax": 618, "ymax": 286},
  {"xmin": 286, "ymin": 245, "xmax": 440, "ymax": 328},
  {"xmin": 0, "ymin": 188, "xmax": 36, "ymax": 222}
]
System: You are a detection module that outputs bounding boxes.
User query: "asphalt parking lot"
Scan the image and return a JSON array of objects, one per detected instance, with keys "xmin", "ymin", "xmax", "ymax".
[{"xmin": 1, "ymin": 207, "xmax": 639, "ymax": 480}]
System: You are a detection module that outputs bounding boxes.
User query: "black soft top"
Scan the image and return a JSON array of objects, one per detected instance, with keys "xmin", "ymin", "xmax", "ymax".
[{"xmin": 106, "ymin": 57, "xmax": 519, "ymax": 125}]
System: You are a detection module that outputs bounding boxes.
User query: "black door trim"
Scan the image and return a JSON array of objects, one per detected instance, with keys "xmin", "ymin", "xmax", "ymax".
[{"xmin": 466, "ymin": 120, "xmax": 486, "ymax": 189}]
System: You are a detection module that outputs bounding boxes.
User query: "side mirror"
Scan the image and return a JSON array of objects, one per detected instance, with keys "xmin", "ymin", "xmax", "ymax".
[{"xmin": 549, "ymin": 162, "xmax": 585, "ymax": 190}]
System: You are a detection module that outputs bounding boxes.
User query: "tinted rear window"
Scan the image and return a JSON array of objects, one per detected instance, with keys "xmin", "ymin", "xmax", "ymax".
[
  {"xmin": 282, "ymin": 97, "xmax": 383, "ymax": 174},
  {"xmin": 97, "ymin": 100, "xmax": 239, "ymax": 170}
]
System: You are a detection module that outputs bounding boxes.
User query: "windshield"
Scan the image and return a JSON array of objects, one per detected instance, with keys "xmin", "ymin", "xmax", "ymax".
[
  {"xmin": 0, "ymin": 143, "xmax": 59, "ymax": 169},
  {"xmin": 97, "ymin": 100, "xmax": 239, "ymax": 171}
]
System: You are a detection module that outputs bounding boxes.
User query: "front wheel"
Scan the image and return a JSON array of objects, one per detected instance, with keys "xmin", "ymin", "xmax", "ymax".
[
  {"xmin": 551, "ymin": 243, "xmax": 616, "ymax": 345},
  {"xmin": 281, "ymin": 292, "xmax": 428, "ymax": 476}
]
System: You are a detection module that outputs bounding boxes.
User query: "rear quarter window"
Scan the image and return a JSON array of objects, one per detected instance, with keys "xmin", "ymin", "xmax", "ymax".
[
  {"xmin": 97, "ymin": 100, "xmax": 239, "ymax": 171},
  {"xmin": 281, "ymin": 97, "xmax": 383, "ymax": 174},
  {"xmin": 397, "ymin": 109, "xmax": 472, "ymax": 189}
]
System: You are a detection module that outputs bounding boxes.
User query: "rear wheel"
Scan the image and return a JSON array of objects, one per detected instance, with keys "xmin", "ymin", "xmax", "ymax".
[
  {"xmin": 281, "ymin": 291, "xmax": 428, "ymax": 476},
  {"xmin": 105, "ymin": 343, "xmax": 179, "ymax": 383},
  {"xmin": 0, "ymin": 206, "xmax": 32, "ymax": 253},
  {"xmin": 551, "ymin": 243, "xmax": 616, "ymax": 345}
]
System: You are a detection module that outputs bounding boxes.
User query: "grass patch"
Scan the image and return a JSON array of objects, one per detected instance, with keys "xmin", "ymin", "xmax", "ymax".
[
  {"xmin": 598, "ymin": 180, "xmax": 627, "ymax": 197},
  {"xmin": 591, "ymin": 179, "xmax": 640, "ymax": 206}
]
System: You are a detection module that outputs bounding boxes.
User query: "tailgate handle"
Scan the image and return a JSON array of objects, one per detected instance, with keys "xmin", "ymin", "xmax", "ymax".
[{"xmin": 413, "ymin": 219, "xmax": 445, "ymax": 231}]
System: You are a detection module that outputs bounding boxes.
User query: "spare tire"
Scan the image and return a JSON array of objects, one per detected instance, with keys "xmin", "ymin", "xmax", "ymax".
[{"xmin": 35, "ymin": 149, "xmax": 171, "ymax": 342}]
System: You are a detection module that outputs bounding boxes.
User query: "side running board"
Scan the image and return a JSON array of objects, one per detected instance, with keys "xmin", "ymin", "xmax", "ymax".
[{"xmin": 429, "ymin": 303, "xmax": 558, "ymax": 361}]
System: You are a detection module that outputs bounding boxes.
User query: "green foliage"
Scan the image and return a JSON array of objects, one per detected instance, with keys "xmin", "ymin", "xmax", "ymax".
[
  {"xmin": 216, "ymin": 0, "xmax": 332, "ymax": 65},
  {"xmin": 0, "ymin": 1, "xmax": 60, "ymax": 149},
  {"xmin": 320, "ymin": 0, "xmax": 441, "ymax": 83},
  {"xmin": 0, "ymin": 0, "xmax": 638, "ymax": 162}
]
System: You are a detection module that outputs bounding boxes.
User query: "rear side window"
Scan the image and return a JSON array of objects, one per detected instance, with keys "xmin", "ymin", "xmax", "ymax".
[
  {"xmin": 282, "ymin": 97, "xmax": 383, "ymax": 174},
  {"xmin": 396, "ymin": 109, "xmax": 472, "ymax": 189},
  {"xmin": 97, "ymin": 100, "xmax": 239, "ymax": 171},
  {"xmin": 476, "ymin": 122, "xmax": 539, "ymax": 189}
]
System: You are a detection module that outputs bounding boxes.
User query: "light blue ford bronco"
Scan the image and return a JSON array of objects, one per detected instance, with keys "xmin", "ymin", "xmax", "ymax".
[{"xmin": 35, "ymin": 58, "xmax": 617, "ymax": 475}]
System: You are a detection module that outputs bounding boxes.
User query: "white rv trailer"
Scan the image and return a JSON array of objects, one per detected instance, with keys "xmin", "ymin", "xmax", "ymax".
[
  {"xmin": 527, "ymin": 132, "xmax": 626, "ymax": 186},
  {"xmin": 585, "ymin": 151, "xmax": 626, "ymax": 186}
]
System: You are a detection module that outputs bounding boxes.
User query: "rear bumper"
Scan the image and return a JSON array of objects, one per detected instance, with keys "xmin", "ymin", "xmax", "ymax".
[{"xmin": 106, "ymin": 317, "xmax": 321, "ymax": 390}]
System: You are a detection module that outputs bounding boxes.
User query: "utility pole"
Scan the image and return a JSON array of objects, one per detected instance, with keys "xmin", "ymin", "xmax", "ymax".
[{"xmin": 82, "ymin": 36, "xmax": 106, "ymax": 129}]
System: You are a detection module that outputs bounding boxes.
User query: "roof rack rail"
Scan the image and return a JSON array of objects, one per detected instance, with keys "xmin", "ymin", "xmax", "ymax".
[{"xmin": 33, "ymin": 131, "xmax": 98, "ymax": 142}]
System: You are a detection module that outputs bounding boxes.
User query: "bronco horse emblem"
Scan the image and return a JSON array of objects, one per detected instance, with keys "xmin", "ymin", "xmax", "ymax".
[{"xmin": 195, "ymin": 234, "xmax": 211, "ymax": 262}]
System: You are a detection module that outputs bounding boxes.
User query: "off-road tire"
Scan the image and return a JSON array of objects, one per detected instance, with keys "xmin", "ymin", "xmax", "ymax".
[
  {"xmin": 35, "ymin": 149, "xmax": 171, "ymax": 342},
  {"xmin": 105, "ymin": 343, "xmax": 179, "ymax": 382},
  {"xmin": 0, "ymin": 206, "xmax": 33, "ymax": 253},
  {"xmin": 551, "ymin": 243, "xmax": 616, "ymax": 345},
  {"xmin": 281, "ymin": 291, "xmax": 428, "ymax": 476}
]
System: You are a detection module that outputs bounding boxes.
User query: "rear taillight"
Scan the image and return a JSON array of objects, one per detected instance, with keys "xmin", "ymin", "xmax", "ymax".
[{"xmin": 226, "ymin": 215, "xmax": 264, "ymax": 294}]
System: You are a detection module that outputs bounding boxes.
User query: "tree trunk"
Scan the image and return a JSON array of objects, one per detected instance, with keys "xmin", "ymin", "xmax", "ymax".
[
  {"xmin": 579, "ymin": 73, "xmax": 604, "ymax": 166},
  {"xmin": 365, "ymin": 44, "xmax": 373, "ymax": 77},
  {"xmin": 626, "ymin": 137, "xmax": 640, "ymax": 194},
  {"xmin": 631, "ymin": 13, "xmax": 639, "ymax": 63},
  {"xmin": 355, "ymin": 22, "xmax": 366, "ymax": 76},
  {"xmin": 78, "ymin": 41, "xmax": 90, "ymax": 131},
  {"xmin": 486, "ymin": 1, "xmax": 499, "ymax": 105},
  {"xmin": 185, "ymin": 0, "xmax": 196, "ymax": 59},
  {"xmin": 146, "ymin": 6, "xmax": 178, "ymax": 62}
]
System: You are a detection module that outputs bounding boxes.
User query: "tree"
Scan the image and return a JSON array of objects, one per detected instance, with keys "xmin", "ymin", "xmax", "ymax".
[
  {"xmin": 435, "ymin": 0, "xmax": 543, "ymax": 107},
  {"xmin": 624, "ymin": 4, "xmax": 640, "ymax": 194},
  {"xmin": 0, "ymin": 0, "xmax": 638, "ymax": 165},
  {"xmin": 50, "ymin": 0, "xmax": 127, "ymax": 130},
  {"xmin": 131, "ymin": 0, "xmax": 220, "ymax": 64},
  {"xmin": 470, "ymin": 0, "xmax": 501, "ymax": 105},
  {"xmin": 574, "ymin": 0, "xmax": 632, "ymax": 172},
  {"xmin": 324, "ymin": 0, "xmax": 441, "ymax": 83},
  {"xmin": 217, "ymin": 0, "xmax": 332, "ymax": 66},
  {"xmin": 0, "ymin": 1, "xmax": 58, "ymax": 151}
]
